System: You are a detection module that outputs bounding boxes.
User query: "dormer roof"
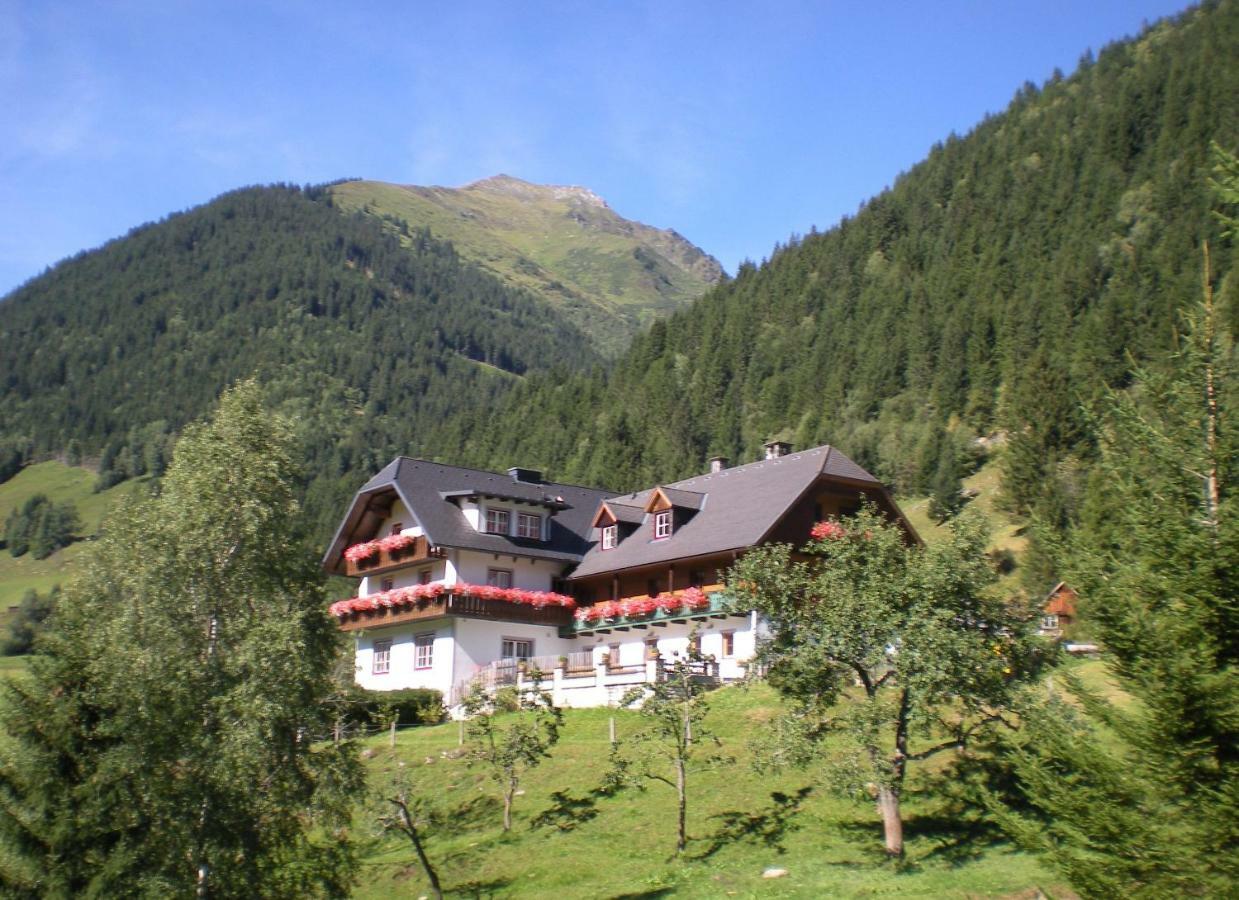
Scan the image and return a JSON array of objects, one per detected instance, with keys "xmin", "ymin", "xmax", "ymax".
[{"xmin": 644, "ymin": 486, "xmax": 706, "ymax": 513}]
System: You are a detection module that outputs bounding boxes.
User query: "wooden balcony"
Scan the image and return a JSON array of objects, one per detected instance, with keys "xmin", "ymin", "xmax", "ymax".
[
  {"xmin": 344, "ymin": 535, "xmax": 444, "ymax": 577},
  {"xmin": 336, "ymin": 591, "xmax": 574, "ymax": 632}
]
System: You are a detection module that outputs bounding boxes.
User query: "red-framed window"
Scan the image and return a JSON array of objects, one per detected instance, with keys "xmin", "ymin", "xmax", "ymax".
[
  {"xmin": 414, "ymin": 632, "xmax": 434, "ymax": 669},
  {"xmin": 654, "ymin": 510, "xmax": 672, "ymax": 539},
  {"xmin": 372, "ymin": 639, "xmax": 391, "ymax": 675},
  {"xmin": 484, "ymin": 508, "xmax": 510, "ymax": 534}
]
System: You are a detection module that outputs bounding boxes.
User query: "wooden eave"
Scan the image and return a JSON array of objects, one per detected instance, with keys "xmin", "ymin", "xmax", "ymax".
[
  {"xmin": 644, "ymin": 488, "xmax": 675, "ymax": 513},
  {"xmin": 591, "ymin": 504, "xmax": 620, "ymax": 528}
]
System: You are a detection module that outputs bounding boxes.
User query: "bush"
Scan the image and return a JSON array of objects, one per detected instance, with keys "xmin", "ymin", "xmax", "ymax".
[
  {"xmin": 2, "ymin": 587, "xmax": 58, "ymax": 655},
  {"xmin": 333, "ymin": 685, "xmax": 446, "ymax": 731}
]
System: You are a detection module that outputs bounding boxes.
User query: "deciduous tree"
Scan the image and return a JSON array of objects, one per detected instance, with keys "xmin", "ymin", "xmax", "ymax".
[
  {"xmin": 0, "ymin": 382, "xmax": 362, "ymax": 897},
  {"xmin": 732, "ymin": 509, "xmax": 1041, "ymax": 857}
]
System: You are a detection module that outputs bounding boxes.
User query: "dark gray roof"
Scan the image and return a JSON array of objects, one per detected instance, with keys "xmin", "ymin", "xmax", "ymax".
[
  {"xmin": 602, "ymin": 500, "xmax": 646, "ymax": 525},
  {"xmin": 657, "ymin": 487, "xmax": 706, "ymax": 510},
  {"xmin": 570, "ymin": 445, "xmax": 882, "ymax": 579},
  {"xmin": 323, "ymin": 458, "xmax": 616, "ymax": 573}
]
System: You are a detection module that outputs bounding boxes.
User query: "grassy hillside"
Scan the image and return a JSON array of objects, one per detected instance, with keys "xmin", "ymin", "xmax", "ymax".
[
  {"xmin": 0, "ymin": 461, "xmax": 147, "ymax": 610},
  {"xmin": 331, "ymin": 176, "xmax": 724, "ymax": 357},
  {"xmin": 353, "ymin": 681, "xmax": 1072, "ymax": 898}
]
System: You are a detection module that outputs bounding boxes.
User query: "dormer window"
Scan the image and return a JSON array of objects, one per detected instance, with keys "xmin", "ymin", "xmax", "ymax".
[
  {"xmin": 390, "ymin": 522, "xmax": 403, "ymax": 535},
  {"xmin": 517, "ymin": 512, "xmax": 543, "ymax": 540},
  {"xmin": 484, "ymin": 508, "xmax": 510, "ymax": 535},
  {"xmin": 654, "ymin": 510, "xmax": 673, "ymax": 540}
]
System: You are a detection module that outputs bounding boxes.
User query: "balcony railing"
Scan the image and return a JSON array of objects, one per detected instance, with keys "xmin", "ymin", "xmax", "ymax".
[
  {"xmin": 565, "ymin": 587, "xmax": 742, "ymax": 637},
  {"xmin": 344, "ymin": 534, "xmax": 443, "ymax": 577},
  {"xmin": 333, "ymin": 589, "xmax": 574, "ymax": 632}
]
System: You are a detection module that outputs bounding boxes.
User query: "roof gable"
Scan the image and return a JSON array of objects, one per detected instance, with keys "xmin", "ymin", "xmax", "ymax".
[
  {"xmin": 322, "ymin": 458, "xmax": 616, "ymax": 573},
  {"xmin": 571, "ymin": 444, "xmax": 885, "ymax": 579}
]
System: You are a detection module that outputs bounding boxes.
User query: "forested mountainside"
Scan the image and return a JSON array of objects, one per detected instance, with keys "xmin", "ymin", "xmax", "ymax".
[
  {"xmin": 330, "ymin": 176, "xmax": 724, "ymax": 357},
  {"xmin": 0, "ymin": 185, "xmax": 599, "ymax": 533},
  {"xmin": 459, "ymin": 1, "xmax": 1239, "ymax": 514},
  {"xmin": 1, "ymin": 2, "xmax": 1235, "ymax": 551}
]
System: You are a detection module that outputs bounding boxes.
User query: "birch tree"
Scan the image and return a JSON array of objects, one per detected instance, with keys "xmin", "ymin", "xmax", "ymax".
[{"xmin": 0, "ymin": 382, "xmax": 361, "ymax": 897}]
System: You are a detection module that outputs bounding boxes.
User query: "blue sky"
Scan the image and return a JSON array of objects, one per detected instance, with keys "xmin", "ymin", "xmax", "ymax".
[{"xmin": 0, "ymin": 0, "xmax": 1197, "ymax": 295}]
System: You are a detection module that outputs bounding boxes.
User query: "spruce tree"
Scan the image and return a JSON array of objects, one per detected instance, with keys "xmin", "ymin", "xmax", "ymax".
[
  {"xmin": 996, "ymin": 241, "xmax": 1237, "ymax": 897},
  {"xmin": 0, "ymin": 382, "xmax": 362, "ymax": 896}
]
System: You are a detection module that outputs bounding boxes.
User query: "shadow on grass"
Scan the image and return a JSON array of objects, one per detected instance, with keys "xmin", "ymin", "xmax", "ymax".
[
  {"xmin": 426, "ymin": 795, "xmax": 502, "ymax": 832},
  {"xmin": 829, "ymin": 804, "xmax": 1008, "ymax": 871},
  {"xmin": 606, "ymin": 890, "xmax": 676, "ymax": 899},
  {"xmin": 689, "ymin": 786, "xmax": 814, "ymax": 861},
  {"xmin": 448, "ymin": 875, "xmax": 514, "ymax": 898},
  {"xmin": 530, "ymin": 774, "xmax": 623, "ymax": 833},
  {"xmin": 905, "ymin": 809, "xmax": 1007, "ymax": 865}
]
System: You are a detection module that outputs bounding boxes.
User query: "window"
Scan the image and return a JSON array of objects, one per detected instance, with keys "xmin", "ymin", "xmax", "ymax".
[
  {"xmin": 484, "ymin": 507, "xmax": 510, "ymax": 534},
  {"xmin": 688, "ymin": 633, "xmax": 701, "ymax": 655},
  {"xmin": 517, "ymin": 512, "xmax": 542, "ymax": 540},
  {"xmin": 487, "ymin": 568, "xmax": 513, "ymax": 589},
  {"xmin": 390, "ymin": 522, "xmax": 403, "ymax": 535},
  {"xmin": 380, "ymin": 577, "xmax": 394, "ymax": 592},
  {"xmin": 419, "ymin": 568, "xmax": 432, "ymax": 585},
  {"xmin": 646, "ymin": 578, "xmax": 660, "ymax": 598},
  {"xmin": 689, "ymin": 569, "xmax": 705, "ymax": 588},
  {"xmin": 1041, "ymin": 614, "xmax": 1060, "ymax": 631},
  {"xmin": 601, "ymin": 524, "xmax": 617, "ymax": 550},
  {"xmin": 414, "ymin": 632, "xmax": 434, "ymax": 669},
  {"xmin": 654, "ymin": 510, "xmax": 672, "ymax": 539},
  {"xmin": 501, "ymin": 638, "xmax": 533, "ymax": 660},
  {"xmin": 721, "ymin": 631, "xmax": 736, "ymax": 658},
  {"xmin": 608, "ymin": 643, "xmax": 621, "ymax": 666},
  {"xmin": 645, "ymin": 637, "xmax": 659, "ymax": 658},
  {"xmin": 372, "ymin": 640, "xmax": 391, "ymax": 675}
]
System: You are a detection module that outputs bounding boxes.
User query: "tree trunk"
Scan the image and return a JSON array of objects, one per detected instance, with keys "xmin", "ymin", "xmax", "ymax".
[
  {"xmin": 503, "ymin": 779, "xmax": 515, "ymax": 831},
  {"xmin": 877, "ymin": 785, "xmax": 903, "ymax": 857},
  {"xmin": 675, "ymin": 755, "xmax": 687, "ymax": 854}
]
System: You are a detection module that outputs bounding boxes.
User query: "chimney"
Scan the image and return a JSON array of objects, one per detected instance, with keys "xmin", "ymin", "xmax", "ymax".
[
  {"xmin": 508, "ymin": 467, "xmax": 543, "ymax": 484},
  {"xmin": 763, "ymin": 440, "xmax": 792, "ymax": 460},
  {"xmin": 708, "ymin": 455, "xmax": 728, "ymax": 473}
]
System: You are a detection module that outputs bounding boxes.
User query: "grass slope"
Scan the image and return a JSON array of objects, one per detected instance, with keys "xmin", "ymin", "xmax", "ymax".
[
  {"xmin": 0, "ymin": 462, "xmax": 147, "ymax": 610},
  {"xmin": 331, "ymin": 177, "xmax": 723, "ymax": 357},
  {"xmin": 354, "ymin": 682, "xmax": 1070, "ymax": 899}
]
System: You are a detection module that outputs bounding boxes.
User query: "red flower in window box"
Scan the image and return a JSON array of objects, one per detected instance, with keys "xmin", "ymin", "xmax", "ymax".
[
  {"xmin": 378, "ymin": 533, "xmax": 416, "ymax": 554},
  {"xmin": 681, "ymin": 587, "xmax": 709, "ymax": 610},
  {"xmin": 810, "ymin": 520, "xmax": 846, "ymax": 541},
  {"xmin": 343, "ymin": 540, "xmax": 381, "ymax": 563}
]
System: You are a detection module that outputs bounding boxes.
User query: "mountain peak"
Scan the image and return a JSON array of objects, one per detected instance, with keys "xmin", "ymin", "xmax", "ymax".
[{"xmin": 465, "ymin": 174, "xmax": 609, "ymax": 209}]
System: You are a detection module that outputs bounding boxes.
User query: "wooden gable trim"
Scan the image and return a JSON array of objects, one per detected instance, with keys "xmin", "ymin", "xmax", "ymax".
[
  {"xmin": 590, "ymin": 503, "xmax": 619, "ymax": 528},
  {"xmin": 644, "ymin": 488, "xmax": 674, "ymax": 513}
]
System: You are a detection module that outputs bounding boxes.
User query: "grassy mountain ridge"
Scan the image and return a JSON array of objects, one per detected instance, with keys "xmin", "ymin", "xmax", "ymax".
[
  {"xmin": 330, "ymin": 175, "xmax": 724, "ymax": 356},
  {"xmin": 455, "ymin": 0, "xmax": 1239, "ymax": 513}
]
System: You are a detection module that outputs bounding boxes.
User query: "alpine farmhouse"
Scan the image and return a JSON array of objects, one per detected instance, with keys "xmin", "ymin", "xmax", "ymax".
[{"xmin": 324, "ymin": 441, "xmax": 916, "ymax": 710}]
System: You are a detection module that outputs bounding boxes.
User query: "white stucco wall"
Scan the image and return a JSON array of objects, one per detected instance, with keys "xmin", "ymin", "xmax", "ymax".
[
  {"xmin": 353, "ymin": 619, "xmax": 456, "ymax": 693},
  {"xmin": 449, "ymin": 549, "xmax": 564, "ymax": 590},
  {"xmin": 449, "ymin": 617, "xmax": 577, "ymax": 688},
  {"xmin": 374, "ymin": 500, "xmax": 423, "ymax": 539},
  {"xmin": 578, "ymin": 615, "xmax": 757, "ymax": 680}
]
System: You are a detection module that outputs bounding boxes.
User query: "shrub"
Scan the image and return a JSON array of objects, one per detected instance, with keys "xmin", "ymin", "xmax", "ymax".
[{"xmin": 335, "ymin": 686, "xmax": 446, "ymax": 730}]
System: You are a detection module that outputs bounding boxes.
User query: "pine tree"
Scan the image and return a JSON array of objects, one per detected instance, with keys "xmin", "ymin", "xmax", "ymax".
[
  {"xmin": 996, "ymin": 238, "xmax": 1237, "ymax": 897},
  {"xmin": 0, "ymin": 382, "xmax": 362, "ymax": 896}
]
